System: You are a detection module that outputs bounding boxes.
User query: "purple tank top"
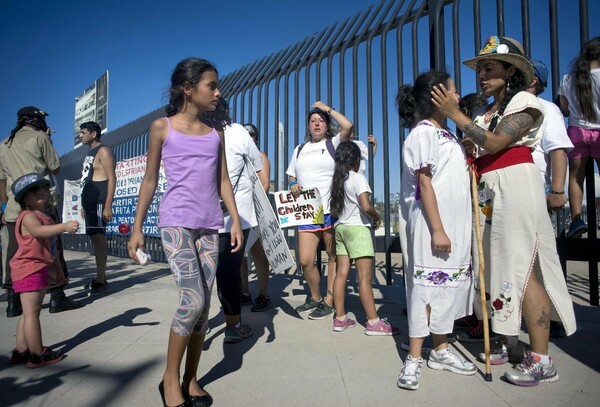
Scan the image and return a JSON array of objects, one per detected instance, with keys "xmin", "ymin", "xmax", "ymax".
[{"xmin": 158, "ymin": 117, "xmax": 224, "ymax": 230}]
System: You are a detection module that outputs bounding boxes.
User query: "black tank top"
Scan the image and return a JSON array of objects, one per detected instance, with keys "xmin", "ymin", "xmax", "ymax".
[{"xmin": 80, "ymin": 144, "xmax": 104, "ymax": 186}]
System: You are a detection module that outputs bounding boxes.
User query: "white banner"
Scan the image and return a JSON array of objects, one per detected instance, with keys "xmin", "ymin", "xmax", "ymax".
[
  {"xmin": 62, "ymin": 180, "xmax": 86, "ymax": 234},
  {"xmin": 109, "ymin": 155, "xmax": 166, "ymax": 236},
  {"xmin": 247, "ymin": 161, "xmax": 295, "ymax": 274},
  {"xmin": 274, "ymin": 188, "xmax": 324, "ymax": 228},
  {"xmin": 68, "ymin": 154, "xmax": 166, "ymax": 236}
]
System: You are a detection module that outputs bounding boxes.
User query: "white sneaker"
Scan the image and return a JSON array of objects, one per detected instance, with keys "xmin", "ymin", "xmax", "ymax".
[
  {"xmin": 397, "ymin": 355, "xmax": 423, "ymax": 390},
  {"xmin": 427, "ymin": 347, "xmax": 477, "ymax": 375}
]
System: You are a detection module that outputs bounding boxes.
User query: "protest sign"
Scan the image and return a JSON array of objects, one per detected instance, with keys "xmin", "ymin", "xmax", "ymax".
[
  {"xmin": 247, "ymin": 161, "xmax": 295, "ymax": 274},
  {"xmin": 107, "ymin": 155, "xmax": 167, "ymax": 236},
  {"xmin": 67, "ymin": 154, "xmax": 166, "ymax": 236},
  {"xmin": 62, "ymin": 179, "xmax": 86, "ymax": 234},
  {"xmin": 274, "ymin": 188, "xmax": 324, "ymax": 228}
]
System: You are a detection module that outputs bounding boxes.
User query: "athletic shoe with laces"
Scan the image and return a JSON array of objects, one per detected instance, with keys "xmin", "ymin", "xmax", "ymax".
[
  {"xmin": 308, "ymin": 301, "xmax": 335, "ymax": 320},
  {"xmin": 566, "ymin": 218, "xmax": 587, "ymax": 239},
  {"xmin": 504, "ymin": 351, "xmax": 558, "ymax": 386},
  {"xmin": 456, "ymin": 320, "xmax": 499, "ymax": 343},
  {"xmin": 427, "ymin": 347, "xmax": 477, "ymax": 375},
  {"xmin": 26, "ymin": 347, "xmax": 65, "ymax": 368},
  {"xmin": 224, "ymin": 323, "xmax": 254, "ymax": 343},
  {"xmin": 295, "ymin": 297, "xmax": 321, "ymax": 314},
  {"xmin": 478, "ymin": 336, "xmax": 508, "ymax": 365},
  {"xmin": 10, "ymin": 348, "xmax": 30, "ymax": 364},
  {"xmin": 397, "ymin": 355, "xmax": 423, "ymax": 390},
  {"xmin": 365, "ymin": 318, "xmax": 399, "ymax": 336},
  {"xmin": 251, "ymin": 294, "xmax": 272, "ymax": 312},
  {"xmin": 401, "ymin": 333, "xmax": 457, "ymax": 352},
  {"xmin": 479, "ymin": 338, "xmax": 526, "ymax": 365},
  {"xmin": 333, "ymin": 316, "xmax": 357, "ymax": 332},
  {"xmin": 90, "ymin": 279, "xmax": 109, "ymax": 294}
]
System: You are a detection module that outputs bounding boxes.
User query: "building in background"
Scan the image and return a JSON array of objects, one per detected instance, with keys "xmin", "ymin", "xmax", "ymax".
[{"xmin": 74, "ymin": 71, "xmax": 109, "ymax": 149}]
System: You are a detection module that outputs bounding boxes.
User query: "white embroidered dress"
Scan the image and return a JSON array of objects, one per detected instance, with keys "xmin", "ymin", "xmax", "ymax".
[
  {"xmin": 399, "ymin": 121, "xmax": 474, "ymax": 338},
  {"xmin": 471, "ymin": 92, "xmax": 576, "ymax": 336}
]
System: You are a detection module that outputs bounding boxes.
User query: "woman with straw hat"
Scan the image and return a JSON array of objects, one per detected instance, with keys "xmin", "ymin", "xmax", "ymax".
[{"xmin": 430, "ymin": 35, "xmax": 576, "ymax": 387}]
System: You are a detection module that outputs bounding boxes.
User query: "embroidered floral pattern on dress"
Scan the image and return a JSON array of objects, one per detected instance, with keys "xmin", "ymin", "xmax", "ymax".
[
  {"xmin": 414, "ymin": 266, "xmax": 472, "ymax": 287},
  {"xmin": 491, "ymin": 281, "xmax": 514, "ymax": 321},
  {"xmin": 477, "ymin": 181, "xmax": 493, "ymax": 224}
]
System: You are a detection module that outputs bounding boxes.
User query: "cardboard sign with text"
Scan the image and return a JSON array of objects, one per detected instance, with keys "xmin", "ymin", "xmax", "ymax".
[
  {"xmin": 274, "ymin": 188, "xmax": 324, "ymax": 228},
  {"xmin": 62, "ymin": 179, "xmax": 86, "ymax": 234},
  {"xmin": 247, "ymin": 161, "xmax": 295, "ymax": 274}
]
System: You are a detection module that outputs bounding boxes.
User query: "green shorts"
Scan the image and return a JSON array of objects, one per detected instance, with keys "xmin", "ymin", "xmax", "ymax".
[{"xmin": 335, "ymin": 225, "xmax": 374, "ymax": 259}]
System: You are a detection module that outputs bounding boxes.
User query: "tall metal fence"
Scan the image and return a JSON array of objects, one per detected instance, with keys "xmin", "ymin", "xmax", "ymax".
[{"xmin": 57, "ymin": 0, "xmax": 598, "ymax": 305}]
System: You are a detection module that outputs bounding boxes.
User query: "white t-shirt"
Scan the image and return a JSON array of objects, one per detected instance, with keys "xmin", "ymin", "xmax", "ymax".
[
  {"xmin": 220, "ymin": 123, "xmax": 263, "ymax": 232},
  {"xmin": 558, "ymin": 69, "xmax": 600, "ymax": 129},
  {"xmin": 352, "ymin": 139, "xmax": 369, "ymax": 175},
  {"xmin": 335, "ymin": 170, "xmax": 372, "ymax": 227},
  {"xmin": 286, "ymin": 134, "xmax": 341, "ymax": 214},
  {"xmin": 531, "ymin": 98, "xmax": 574, "ymax": 189}
]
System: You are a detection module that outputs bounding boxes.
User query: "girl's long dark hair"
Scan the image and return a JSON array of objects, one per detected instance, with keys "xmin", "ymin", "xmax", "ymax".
[
  {"xmin": 329, "ymin": 141, "xmax": 361, "ymax": 218},
  {"xmin": 203, "ymin": 96, "xmax": 232, "ymax": 129},
  {"xmin": 396, "ymin": 70, "xmax": 450, "ymax": 128},
  {"xmin": 572, "ymin": 36, "xmax": 600, "ymax": 123},
  {"xmin": 165, "ymin": 57, "xmax": 217, "ymax": 117}
]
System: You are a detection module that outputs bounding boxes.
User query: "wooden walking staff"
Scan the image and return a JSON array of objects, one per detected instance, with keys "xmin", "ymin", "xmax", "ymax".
[{"xmin": 469, "ymin": 163, "xmax": 493, "ymax": 382}]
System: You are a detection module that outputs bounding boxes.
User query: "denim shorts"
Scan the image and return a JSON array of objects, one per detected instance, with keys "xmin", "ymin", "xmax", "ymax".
[{"xmin": 298, "ymin": 213, "xmax": 337, "ymax": 232}]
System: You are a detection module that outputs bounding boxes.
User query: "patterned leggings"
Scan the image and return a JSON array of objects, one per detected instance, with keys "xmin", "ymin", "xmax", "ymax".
[{"xmin": 160, "ymin": 226, "xmax": 218, "ymax": 336}]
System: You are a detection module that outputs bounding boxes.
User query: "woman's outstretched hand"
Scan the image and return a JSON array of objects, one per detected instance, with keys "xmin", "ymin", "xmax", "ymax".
[{"xmin": 431, "ymin": 83, "xmax": 460, "ymax": 119}]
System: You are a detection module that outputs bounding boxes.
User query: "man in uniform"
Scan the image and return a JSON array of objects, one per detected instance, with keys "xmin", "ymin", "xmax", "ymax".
[{"xmin": 0, "ymin": 106, "xmax": 82, "ymax": 316}]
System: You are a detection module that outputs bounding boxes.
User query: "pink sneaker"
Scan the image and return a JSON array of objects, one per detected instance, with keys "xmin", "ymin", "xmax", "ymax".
[
  {"xmin": 365, "ymin": 318, "xmax": 399, "ymax": 336},
  {"xmin": 333, "ymin": 316, "xmax": 357, "ymax": 332}
]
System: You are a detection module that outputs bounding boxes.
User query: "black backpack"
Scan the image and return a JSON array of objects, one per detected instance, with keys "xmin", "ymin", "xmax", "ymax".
[{"xmin": 296, "ymin": 138, "xmax": 336, "ymax": 159}]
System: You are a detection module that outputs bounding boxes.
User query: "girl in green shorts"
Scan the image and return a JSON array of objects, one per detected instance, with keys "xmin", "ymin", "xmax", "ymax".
[{"xmin": 329, "ymin": 141, "xmax": 398, "ymax": 336}]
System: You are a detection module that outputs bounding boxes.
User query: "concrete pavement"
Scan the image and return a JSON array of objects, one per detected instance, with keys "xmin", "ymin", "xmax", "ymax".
[{"xmin": 1, "ymin": 251, "xmax": 598, "ymax": 407}]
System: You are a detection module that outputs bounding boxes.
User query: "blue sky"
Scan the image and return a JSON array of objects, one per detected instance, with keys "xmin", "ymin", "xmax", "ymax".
[
  {"xmin": 1, "ymin": 0, "xmax": 599, "ymax": 199},
  {"xmin": 0, "ymin": 0, "xmax": 372, "ymax": 155}
]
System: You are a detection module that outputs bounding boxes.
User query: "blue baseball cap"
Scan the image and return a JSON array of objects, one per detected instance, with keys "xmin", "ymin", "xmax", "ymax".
[
  {"xmin": 531, "ymin": 59, "xmax": 548, "ymax": 87},
  {"xmin": 11, "ymin": 173, "xmax": 50, "ymax": 204}
]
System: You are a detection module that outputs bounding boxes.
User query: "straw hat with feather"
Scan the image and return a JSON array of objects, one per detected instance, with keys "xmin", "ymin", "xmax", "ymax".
[{"xmin": 463, "ymin": 36, "xmax": 534, "ymax": 86}]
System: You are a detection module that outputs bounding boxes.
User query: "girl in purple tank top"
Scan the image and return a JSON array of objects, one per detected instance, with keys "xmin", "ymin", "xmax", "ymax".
[{"xmin": 129, "ymin": 58, "xmax": 243, "ymax": 407}]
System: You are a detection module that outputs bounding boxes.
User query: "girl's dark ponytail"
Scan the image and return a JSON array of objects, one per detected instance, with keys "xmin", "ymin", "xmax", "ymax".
[
  {"xmin": 396, "ymin": 70, "xmax": 450, "ymax": 128},
  {"xmin": 573, "ymin": 36, "xmax": 600, "ymax": 123},
  {"xmin": 396, "ymin": 85, "xmax": 417, "ymax": 128},
  {"xmin": 329, "ymin": 141, "xmax": 362, "ymax": 218}
]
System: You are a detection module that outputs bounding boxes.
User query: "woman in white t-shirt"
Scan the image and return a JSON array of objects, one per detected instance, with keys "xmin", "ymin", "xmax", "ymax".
[
  {"xmin": 207, "ymin": 98, "xmax": 263, "ymax": 344},
  {"xmin": 558, "ymin": 36, "xmax": 600, "ymax": 238},
  {"xmin": 286, "ymin": 101, "xmax": 353, "ymax": 320}
]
